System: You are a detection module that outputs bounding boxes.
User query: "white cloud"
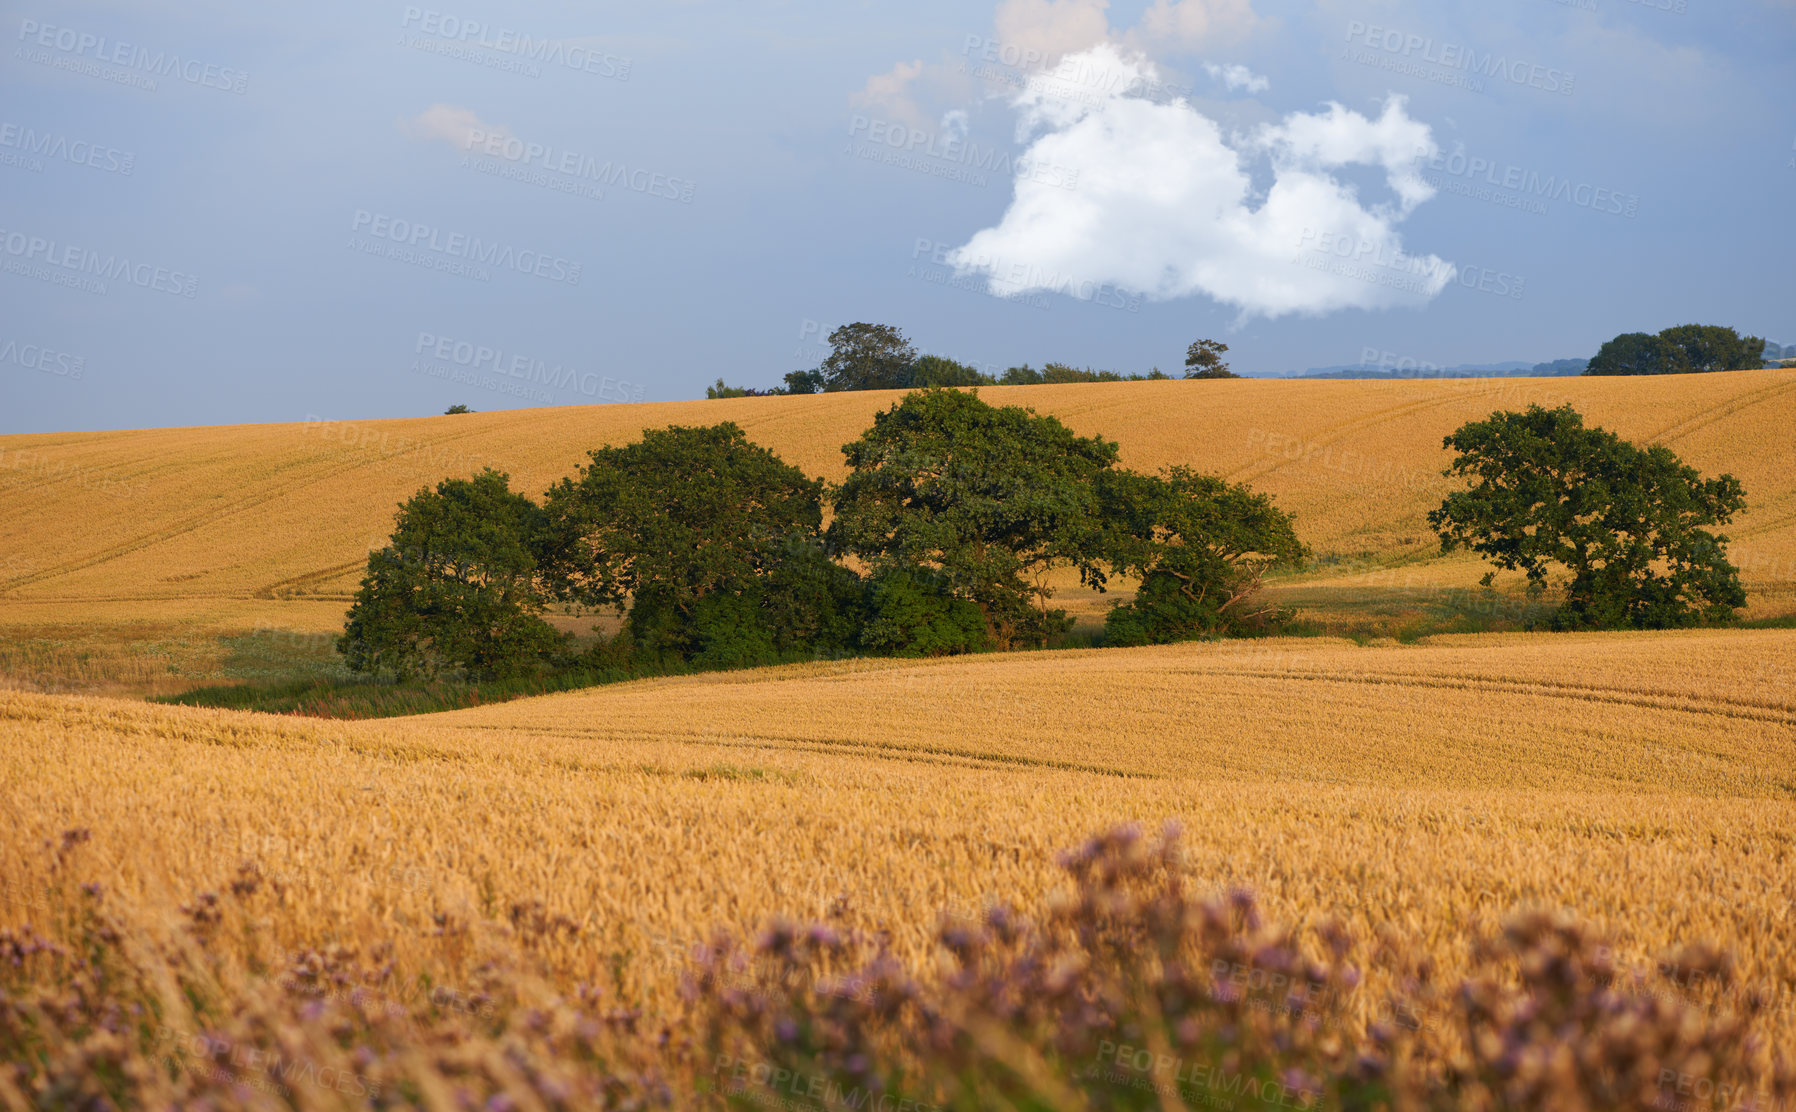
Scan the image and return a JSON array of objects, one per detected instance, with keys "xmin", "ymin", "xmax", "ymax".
[
  {"xmin": 1203, "ymin": 61, "xmax": 1268, "ymax": 93},
  {"xmin": 950, "ymin": 44, "xmax": 1453, "ymax": 320},
  {"xmin": 403, "ymin": 104, "xmax": 506, "ymax": 151}
]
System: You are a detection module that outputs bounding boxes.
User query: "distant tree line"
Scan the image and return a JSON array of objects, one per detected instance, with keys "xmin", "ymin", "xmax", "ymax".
[
  {"xmin": 706, "ymin": 324, "xmax": 1237, "ymax": 398},
  {"xmin": 1584, "ymin": 324, "xmax": 1768, "ymax": 376},
  {"xmin": 341, "ymin": 389, "xmax": 1302, "ymax": 681}
]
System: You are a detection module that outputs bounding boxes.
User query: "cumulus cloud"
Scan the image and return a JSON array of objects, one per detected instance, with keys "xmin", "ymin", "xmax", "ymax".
[
  {"xmin": 1203, "ymin": 61, "xmax": 1268, "ymax": 93},
  {"xmin": 949, "ymin": 44, "xmax": 1453, "ymax": 320},
  {"xmin": 403, "ymin": 103, "xmax": 506, "ymax": 150}
]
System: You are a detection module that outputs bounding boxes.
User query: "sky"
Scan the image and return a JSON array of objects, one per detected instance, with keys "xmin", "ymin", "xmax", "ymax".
[{"xmin": 0, "ymin": 0, "xmax": 1792, "ymax": 433}]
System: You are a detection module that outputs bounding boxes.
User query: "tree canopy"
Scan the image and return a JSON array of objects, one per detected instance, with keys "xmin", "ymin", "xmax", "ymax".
[
  {"xmin": 828, "ymin": 388, "xmax": 1119, "ymax": 651},
  {"xmin": 1428, "ymin": 405, "xmax": 1747, "ymax": 630},
  {"xmin": 342, "ymin": 395, "xmax": 1319, "ymax": 683},
  {"xmin": 540, "ymin": 423, "xmax": 853, "ymax": 666},
  {"xmin": 818, "ymin": 322, "xmax": 918, "ymax": 392},
  {"xmin": 338, "ymin": 470, "xmax": 563, "ymax": 681},
  {"xmin": 1098, "ymin": 467, "xmax": 1307, "ymax": 644},
  {"xmin": 1585, "ymin": 325, "xmax": 1766, "ymax": 376},
  {"xmin": 1184, "ymin": 339, "xmax": 1238, "ymax": 379}
]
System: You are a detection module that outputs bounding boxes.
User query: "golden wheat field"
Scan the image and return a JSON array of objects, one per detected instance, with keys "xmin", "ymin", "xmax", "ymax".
[
  {"xmin": 4, "ymin": 377, "xmax": 1796, "ymax": 1105},
  {"xmin": 2, "ymin": 371, "xmax": 1794, "ymax": 608},
  {"xmin": 5, "ymin": 629, "xmax": 1794, "ymax": 1021}
]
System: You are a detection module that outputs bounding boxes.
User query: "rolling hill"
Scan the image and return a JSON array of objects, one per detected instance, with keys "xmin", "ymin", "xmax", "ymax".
[{"xmin": 1, "ymin": 371, "xmax": 1793, "ymax": 694}]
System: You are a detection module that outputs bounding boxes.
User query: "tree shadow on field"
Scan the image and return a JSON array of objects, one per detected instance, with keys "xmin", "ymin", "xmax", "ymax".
[{"xmin": 1267, "ymin": 583, "xmax": 1557, "ymax": 644}]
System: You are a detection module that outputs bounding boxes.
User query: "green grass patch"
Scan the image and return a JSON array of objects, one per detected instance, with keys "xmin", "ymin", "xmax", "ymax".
[{"xmin": 152, "ymin": 668, "xmax": 635, "ymax": 719}]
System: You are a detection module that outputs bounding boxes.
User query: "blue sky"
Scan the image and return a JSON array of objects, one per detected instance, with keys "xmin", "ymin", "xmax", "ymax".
[{"xmin": 1, "ymin": 0, "xmax": 1791, "ymax": 433}]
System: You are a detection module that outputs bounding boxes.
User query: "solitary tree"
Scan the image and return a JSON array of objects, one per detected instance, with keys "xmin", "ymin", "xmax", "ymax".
[
  {"xmin": 1428, "ymin": 405, "xmax": 1747, "ymax": 630},
  {"xmin": 818, "ymin": 323, "xmax": 917, "ymax": 392},
  {"xmin": 540, "ymin": 424, "xmax": 856, "ymax": 666},
  {"xmin": 1184, "ymin": 339, "xmax": 1238, "ymax": 379},
  {"xmin": 1098, "ymin": 467, "xmax": 1306, "ymax": 644},
  {"xmin": 338, "ymin": 470, "xmax": 564, "ymax": 680},
  {"xmin": 829, "ymin": 388, "xmax": 1118, "ymax": 651},
  {"xmin": 444, "ymin": 404, "xmax": 473, "ymax": 414}
]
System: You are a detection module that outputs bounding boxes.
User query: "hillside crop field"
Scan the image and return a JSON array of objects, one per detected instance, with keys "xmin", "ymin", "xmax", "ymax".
[
  {"xmin": 3, "ymin": 375, "xmax": 1796, "ymax": 1106},
  {"xmin": 2, "ymin": 628, "xmax": 1794, "ymax": 1104},
  {"xmin": 3, "ymin": 372, "xmax": 1795, "ymax": 697}
]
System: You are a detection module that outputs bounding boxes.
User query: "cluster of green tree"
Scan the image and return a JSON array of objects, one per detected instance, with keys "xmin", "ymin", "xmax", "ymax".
[
  {"xmin": 340, "ymin": 389, "xmax": 1305, "ymax": 681},
  {"xmin": 707, "ymin": 326, "xmax": 1236, "ymax": 398},
  {"xmin": 342, "ymin": 389, "xmax": 1751, "ymax": 685},
  {"xmin": 1584, "ymin": 324, "xmax": 1767, "ymax": 376}
]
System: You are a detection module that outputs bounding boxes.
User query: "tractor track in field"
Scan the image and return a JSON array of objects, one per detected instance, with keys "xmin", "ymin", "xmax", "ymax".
[
  {"xmin": 0, "ymin": 428, "xmax": 503, "ymax": 597},
  {"xmin": 1201, "ymin": 667, "xmax": 1796, "ymax": 728},
  {"xmin": 1642, "ymin": 378, "xmax": 1796, "ymax": 448},
  {"xmin": 435, "ymin": 722, "xmax": 1158, "ymax": 779},
  {"xmin": 1221, "ymin": 392, "xmax": 1468, "ymax": 487}
]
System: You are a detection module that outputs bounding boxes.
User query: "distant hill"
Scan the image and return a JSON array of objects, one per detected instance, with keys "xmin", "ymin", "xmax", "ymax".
[{"xmin": 1278, "ymin": 358, "xmax": 1587, "ymax": 380}]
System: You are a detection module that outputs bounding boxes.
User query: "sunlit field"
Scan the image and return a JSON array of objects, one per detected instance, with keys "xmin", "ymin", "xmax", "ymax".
[
  {"xmin": 3, "ymin": 626, "xmax": 1794, "ymax": 1105},
  {"xmin": 4, "ymin": 372, "xmax": 1794, "ymax": 696},
  {"xmin": 3, "ymin": 376, "xmax": 1795, "ymax": 1106}
]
